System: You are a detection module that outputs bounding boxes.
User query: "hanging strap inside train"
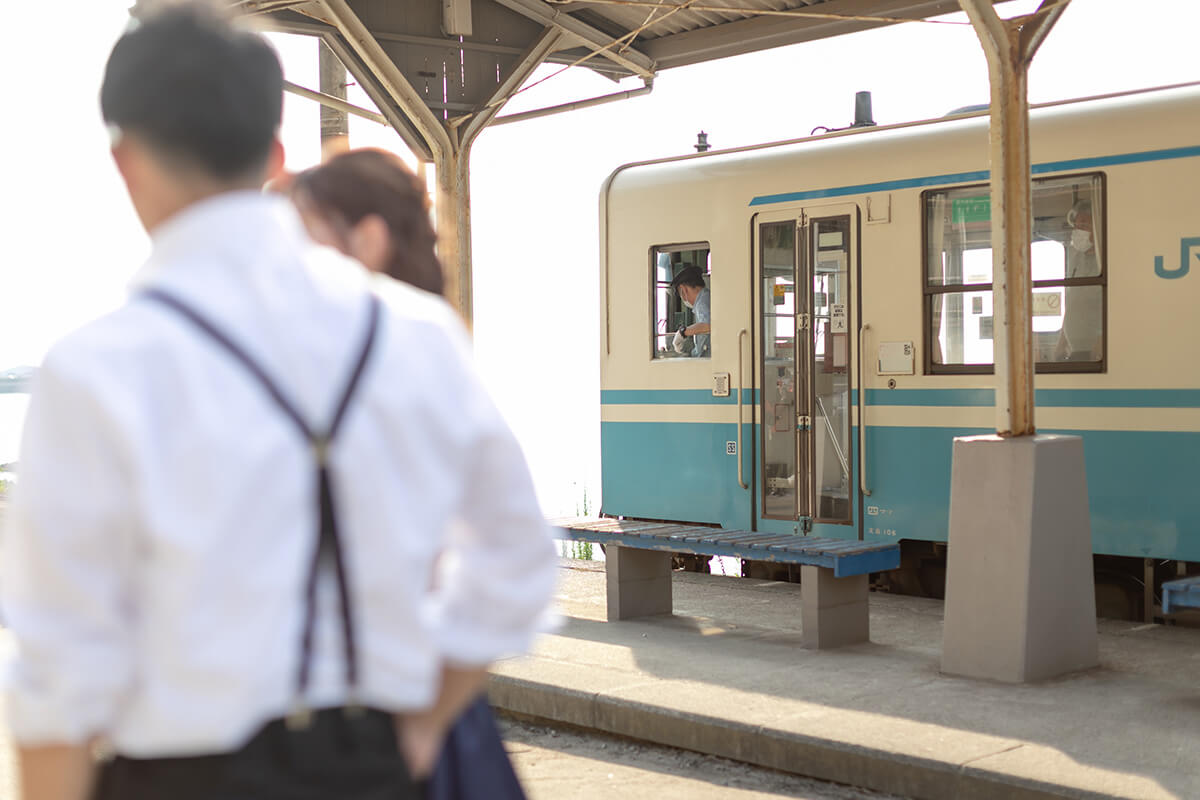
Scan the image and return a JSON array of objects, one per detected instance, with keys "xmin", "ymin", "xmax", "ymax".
[{"xmin": 141, "ymin": 289, "xmax": 383, "ymax": 728}]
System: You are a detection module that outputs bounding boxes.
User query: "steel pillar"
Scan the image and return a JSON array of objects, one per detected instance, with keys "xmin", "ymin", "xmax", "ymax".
[
  {"xmin": 318, "ymin": 41, "xmax": 349, "ymax": 148},
  {"xmin": 958, "ymin": 0, "xmax": 1068, "ymax": 436},
  {"xmin": 435, "ymin": 146, "xmax": 474, "ymax": 321},
  {"xmin": 943, "ymin": 2, "xmax": 1095, "ymax": 687}
]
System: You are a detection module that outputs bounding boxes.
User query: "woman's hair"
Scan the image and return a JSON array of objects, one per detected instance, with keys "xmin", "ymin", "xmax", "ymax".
[{"xmin": 291, "ymin": 149, "xmax": 444, "ymax": 296}]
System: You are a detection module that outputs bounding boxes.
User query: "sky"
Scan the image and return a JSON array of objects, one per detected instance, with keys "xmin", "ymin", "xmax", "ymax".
[{"xmin": 1, "ymin": 0, "xmax": 1199, "ymax": 511}]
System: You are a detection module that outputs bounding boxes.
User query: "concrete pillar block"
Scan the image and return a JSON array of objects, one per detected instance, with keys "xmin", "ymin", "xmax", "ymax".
[
  {"xmin": 942, "ymin": 434, "xmax": 1099, "ymax": 683},
  {"xmin": 606, "ymin": 545, "xmax": 673, "ymax": 621},
  {"xmin": 801, "ymin": 566, "xmax": 869, "ymax": 649}
]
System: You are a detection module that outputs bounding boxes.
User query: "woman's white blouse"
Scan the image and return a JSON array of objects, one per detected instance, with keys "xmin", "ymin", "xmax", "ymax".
[{"xmin": 1, "ymin": 192, "xmax": 558, "ymax": 756}]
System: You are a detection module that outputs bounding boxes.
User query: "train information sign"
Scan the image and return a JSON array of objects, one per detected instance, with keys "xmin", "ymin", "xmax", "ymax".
[{"xmin": 952, "ymin": 196, "xmax": 990, "ymax": 224}]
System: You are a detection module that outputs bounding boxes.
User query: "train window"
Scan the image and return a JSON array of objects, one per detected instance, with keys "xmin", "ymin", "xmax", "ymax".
[
  {"xmin": 923, "ymin": 174, "xmax": 1105, "ymax": 373},
  {"xmin": 651, "ymin": 244, "xmax": 712, "ymax": 360}
]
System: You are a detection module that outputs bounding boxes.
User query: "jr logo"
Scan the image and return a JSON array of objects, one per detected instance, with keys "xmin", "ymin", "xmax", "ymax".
[{"xmin": 1154, "ymin": 237, "xmax": 1200, "ymax": 279}]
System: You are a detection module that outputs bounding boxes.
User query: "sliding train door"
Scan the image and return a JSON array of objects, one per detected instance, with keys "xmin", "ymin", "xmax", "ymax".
[{"xmin": 755, "ymin": 206, "xmax": 858, "ymax": 537}]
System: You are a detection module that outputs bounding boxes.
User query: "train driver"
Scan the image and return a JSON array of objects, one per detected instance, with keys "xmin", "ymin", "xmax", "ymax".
[
  {"xmin": 1057, "ymin": 200, "xmax": 1102, "ymax": 361},
  {"xmin": 669, "ymin": 265, "xmax": 712, "ymax": 357}
]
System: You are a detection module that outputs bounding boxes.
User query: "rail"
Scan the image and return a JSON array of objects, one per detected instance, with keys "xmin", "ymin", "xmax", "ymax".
[
  {"xmin": 858, "ymin": 322, "xmax": 871, "ymax": 496},
  {"xmin": 737, "ymin": 328, "xmax": 748, "ymax": 490}
]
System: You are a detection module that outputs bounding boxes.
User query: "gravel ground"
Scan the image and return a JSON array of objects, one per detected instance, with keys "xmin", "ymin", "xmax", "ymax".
[
  {"xmin": 0, "ymin": 714, "xmax": 901, "ymax": 800},
  {"xmin": 500, "ymin": 716, "xmax": 905, "ymax": 800}
]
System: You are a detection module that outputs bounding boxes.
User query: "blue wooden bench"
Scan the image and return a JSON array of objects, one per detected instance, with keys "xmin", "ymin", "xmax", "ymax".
[
  {"xmin": 1162, "ymin": 576, "xmax": 1200, "ymax": 614},
  {"xmin": 553, "ymin": 517, "xmax": 901, "ymax": 649}
]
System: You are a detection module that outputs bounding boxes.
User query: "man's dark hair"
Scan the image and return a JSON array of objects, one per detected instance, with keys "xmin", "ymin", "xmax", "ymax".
[
  {"xmin": 669, "ymin": 265, "xmax": 706, "ymax": 292},
  {"xmin": 101, "ymin": 3, "xmax": 283, "ymax": 180}
]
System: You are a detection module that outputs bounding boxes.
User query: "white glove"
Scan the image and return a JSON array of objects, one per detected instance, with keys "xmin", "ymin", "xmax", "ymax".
[{"xmin": 672, "ymin": 330, "xmax": 686, "ymax": 354}]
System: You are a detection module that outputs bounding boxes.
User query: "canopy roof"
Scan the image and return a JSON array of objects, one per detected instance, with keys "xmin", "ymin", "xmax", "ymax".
[{"xmin": 225, "ymin": 0, "xmax": 998, "ymax": 159}]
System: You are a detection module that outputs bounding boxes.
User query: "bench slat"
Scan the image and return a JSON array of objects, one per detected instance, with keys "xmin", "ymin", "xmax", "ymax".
[
  {"xmin": 802, "ymin": 541, "xmax": 878, "ymax": 555},
  {"xmin": 745, "ymin": 535, "xmax": 807, "ymax": 550},
  {"xmin": 554, "ymin": 519, "xmax": 900, "ymax": 577},
  {"xmin": 646, "ymin": 526, "xmax": 715, "ymax": 541},
  {"xmin": 681, "ymin": 530, "xmax": 750, "ymax": 544}
]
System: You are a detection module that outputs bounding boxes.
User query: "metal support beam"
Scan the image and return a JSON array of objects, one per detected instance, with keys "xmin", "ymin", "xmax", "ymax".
[
  {"xmin": 284, "ymin": 80, "xmax": 387, "ymax": 125},
  {"xmin": 490, "ymin": 0, "xmax": 656, "ymax": 80},
  {"xmin": 319, "ymin": 34, "xmax": 434, "ymax": 162},
  {"xmin": 315, "ymin": 0, "xmax": 489, "ymax": 318},
  {"xmin": 441, "ymin": 27, "xmax": 565, "ymax": 322},
  {"xmin": 958, "ymin": 0, "xmax": 1068, "ymax": 436},
  {"xmin": 316, "ymin": 0, "xmax": 453, "ymax": 162},
  {"xmin": 463, "ymin": 27, "xmax": 562, "ymax": 142},
  {"xmin": 300, "ymin": 3, "xmax": 599, "ymax": 324},
  {"xmin": 492, "ymin": 79, "xmax": 652, "ymax": 126}
]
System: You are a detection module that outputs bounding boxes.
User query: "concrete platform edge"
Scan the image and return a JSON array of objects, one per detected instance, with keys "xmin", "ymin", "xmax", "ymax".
[{"xmin": 489, "ymin": 674, "xmax": 1122, "ymax": 800}]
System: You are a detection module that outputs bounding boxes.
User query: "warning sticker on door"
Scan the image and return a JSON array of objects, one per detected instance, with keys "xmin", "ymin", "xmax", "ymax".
[{"xmin": 831, "ymin": 303, "xmax": 847, "ymax": 333}]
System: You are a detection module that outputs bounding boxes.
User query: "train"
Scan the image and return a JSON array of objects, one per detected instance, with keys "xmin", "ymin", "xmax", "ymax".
[{"xmin": 596, "ymin": 81, "xmax": 1200, "ymax": 618}]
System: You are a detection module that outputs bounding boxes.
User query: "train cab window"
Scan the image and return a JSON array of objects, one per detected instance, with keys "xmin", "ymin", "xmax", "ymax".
[
  {"xmin": 651, "ymin": 244, "xmax": 712, "ymax": 360},
  {"xmin": 923, "ymin": 174, "xmax": 1105, "ymax": 373}
]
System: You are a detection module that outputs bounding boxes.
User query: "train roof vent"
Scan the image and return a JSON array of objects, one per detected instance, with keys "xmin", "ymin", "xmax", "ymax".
[{"xmin": 945, "ymin": 103, "xmax": 989, "ymax": 117}]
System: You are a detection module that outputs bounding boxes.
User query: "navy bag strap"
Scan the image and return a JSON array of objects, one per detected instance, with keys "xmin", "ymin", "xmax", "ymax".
[{"xmin": 141, "ymin": 289, "xmax": 382, "ymax": 723}]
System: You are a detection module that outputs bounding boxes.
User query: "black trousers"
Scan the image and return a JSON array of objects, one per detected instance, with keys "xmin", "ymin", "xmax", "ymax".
[{"xmin": 92, "ymin": 708, "xmax": 422, "ymax": 800}]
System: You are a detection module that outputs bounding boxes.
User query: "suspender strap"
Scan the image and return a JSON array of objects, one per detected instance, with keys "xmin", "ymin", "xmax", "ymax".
[{"xmin": 141, "ymin": 289, "xmax": 383, "ymax": 719}]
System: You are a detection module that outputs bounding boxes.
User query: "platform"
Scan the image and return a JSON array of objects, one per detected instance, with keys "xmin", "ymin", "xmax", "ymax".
[{"xmin": 489, "ymin": 559, "xmax": 1200, "ymax": 800}]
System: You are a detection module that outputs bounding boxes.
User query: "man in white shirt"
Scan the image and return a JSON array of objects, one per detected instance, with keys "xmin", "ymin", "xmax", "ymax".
[{"xmin": 1, "ymin": 5, "xmax": 557, "ymax": 799}]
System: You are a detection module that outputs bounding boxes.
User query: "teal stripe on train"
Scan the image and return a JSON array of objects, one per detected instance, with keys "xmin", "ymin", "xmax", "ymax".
[
  {"xmin": 602, "ymin": 388, "xmax": 1200, "ymax": 408},
  {"xmin": 601, "ymin": 420, "xmax": 1200, "ymax": 561},
  {"xmin": 601, "ymin": 389, "xmax": 757, "ymax": 405},
  {"xmin": 865, "ymin": 388, "xmax": 1200, "ymax": 408},
  {"xmin": 749, "ymin": 144, "xmax": 1200, "ymax": 206}
]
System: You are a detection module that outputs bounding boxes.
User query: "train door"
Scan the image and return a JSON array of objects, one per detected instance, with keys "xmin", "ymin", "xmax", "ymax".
[{"xmin": 755, "ymin": 206, "xmax": 858, "ymax": 538}]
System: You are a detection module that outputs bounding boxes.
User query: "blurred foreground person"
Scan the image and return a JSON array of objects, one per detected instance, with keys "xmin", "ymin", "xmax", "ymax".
[
  {"xmin": 0, "ymin": 5, "xmax": 556, "ymax": 800},
  {"xmin": 290, "ymin": 151, "xmax": 531, "ymax": 799}
]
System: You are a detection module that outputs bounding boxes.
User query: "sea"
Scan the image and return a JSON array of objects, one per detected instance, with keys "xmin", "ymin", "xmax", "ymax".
[{"xmin": 0, "ymin": 395, "xmax": 27, "ymax": 466}]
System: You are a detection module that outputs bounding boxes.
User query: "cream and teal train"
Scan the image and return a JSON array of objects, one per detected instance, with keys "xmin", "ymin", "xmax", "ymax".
[{"xmin": 598, "ymin": 82, "xmax": 1200, "ymax": 577}]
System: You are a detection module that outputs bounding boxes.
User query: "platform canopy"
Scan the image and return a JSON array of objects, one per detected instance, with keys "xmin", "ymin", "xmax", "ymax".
[
  {"xmin": 191, "ymin": 0, "xmax": 1005, "ymax": 320},
  {"xmin": 229, "ymin": 0, "xmax": 995, "ymax": 160}
]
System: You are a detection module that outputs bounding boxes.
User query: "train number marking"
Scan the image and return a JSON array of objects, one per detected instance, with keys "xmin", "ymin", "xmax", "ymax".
[
  {"xmin": 726, "ymin": 441, "xmax": 738, "ymax": 456},
  {"xmin": 1154, "ymin": 237, "xmax": 1200, "ymax": 279}
]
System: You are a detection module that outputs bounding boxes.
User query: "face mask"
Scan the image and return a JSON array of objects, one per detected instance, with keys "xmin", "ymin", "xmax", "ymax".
[
  {"xmin": 1070, "ymin": 229, "xmax": 1092, "ymax": 252},
  {"xmin": 682, "ymin": 298, "xmax": 694, "ymax": 309}
]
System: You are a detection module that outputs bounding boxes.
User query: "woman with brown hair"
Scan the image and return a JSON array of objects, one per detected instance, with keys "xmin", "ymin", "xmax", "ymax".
[
  {"xmin": 290, "ymin": 148, "xmax": 445, "ymax": 296},
  {"xmin": 288, "ymin": 148, "xmax": 527, "ymax": 800}
]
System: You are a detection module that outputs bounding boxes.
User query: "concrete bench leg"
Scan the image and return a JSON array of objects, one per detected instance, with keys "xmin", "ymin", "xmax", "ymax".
[
  {"xmin": 801, "ymin": 566, "xmax": 869, "ymax": 648},
  {"xmin": 606, "ymin": 545, "xmax": 673, "ymax": 621}
]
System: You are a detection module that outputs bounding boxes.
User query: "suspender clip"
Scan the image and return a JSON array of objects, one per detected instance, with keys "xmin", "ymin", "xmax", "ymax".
[
  {"xmin": 286, "ymin": 703, "xmax": 314, "ymax": 731},
  {"xmin": 311, "ymin": 436, "xmax": 330, "ymax": 466}
]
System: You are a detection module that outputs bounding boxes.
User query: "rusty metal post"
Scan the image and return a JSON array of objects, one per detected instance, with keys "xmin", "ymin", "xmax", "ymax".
[
  {"xmin": 434, "ymin": 144, "xmax": 474, "ymax": 325},
  {"xmin": 318, "ymin": 42, "xmax": 349, "ymax": 149},
  {"xmin": 958, "ymin": 1, "xmax": 1033, "ymax": 435},
  {"xmin": 958, "ymin": 0, "xmax": 1068, "ymax": 436}
]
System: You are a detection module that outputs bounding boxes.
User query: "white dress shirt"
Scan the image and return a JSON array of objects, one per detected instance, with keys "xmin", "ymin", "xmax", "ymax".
[{"xmin": 1, "ymin": 192, "xmax": 558, "ymax": 756}]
